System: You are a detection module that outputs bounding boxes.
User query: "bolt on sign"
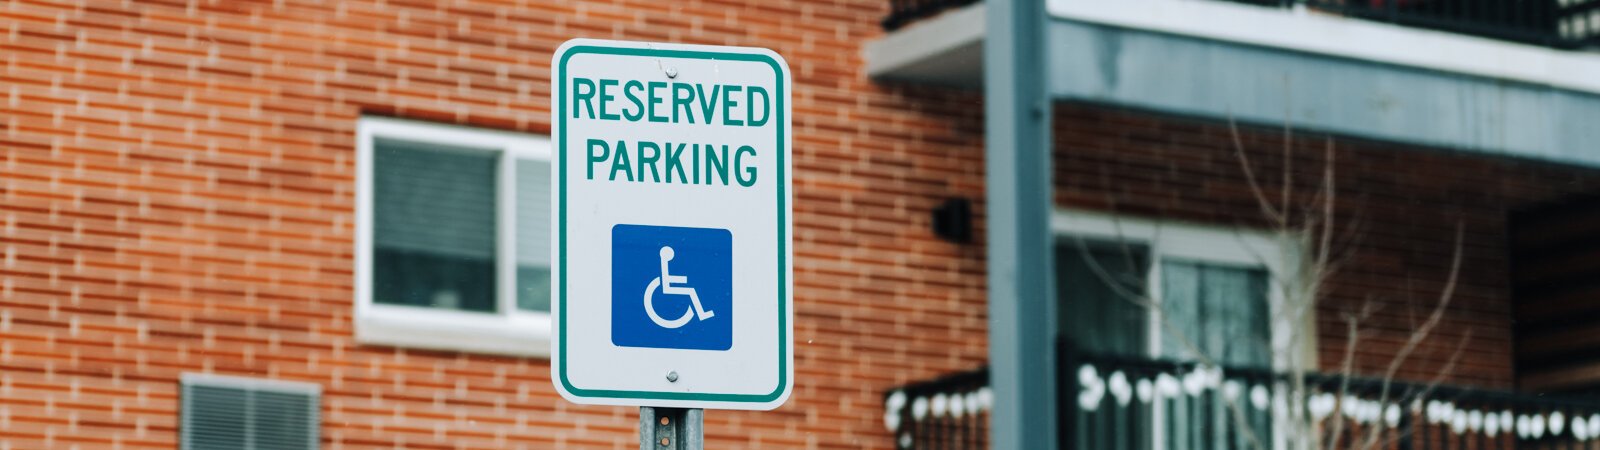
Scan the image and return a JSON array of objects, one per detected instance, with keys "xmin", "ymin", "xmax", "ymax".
[{"xmin": 550, "ymin": 39, "xmax": 793, "ymax": 411}]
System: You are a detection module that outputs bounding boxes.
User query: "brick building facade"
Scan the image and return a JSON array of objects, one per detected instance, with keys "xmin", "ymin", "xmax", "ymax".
[
  {"xmin": 1052, "ymin": 104, "xmax": 1600, "ymax": 389},
  {"xmin": 3, "ymin": 0, "xmax": 1599, "ymax": 449}
]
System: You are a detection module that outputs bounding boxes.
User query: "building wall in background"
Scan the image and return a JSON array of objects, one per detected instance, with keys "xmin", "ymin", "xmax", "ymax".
[
  {"xmin": 5, "ymin": 1, "xmax": 1600, "ymax": 449},
  {"xmin": 1052, "ymin": 103, "xmax": 1600, "ymax": 389},
  {"xmin": 0, "ymin": 1, "xmax": 987, "ymax": 448},
  {"xmin": 1509, "ymin": 196, "xmax": 1600, "ymax": 392}
]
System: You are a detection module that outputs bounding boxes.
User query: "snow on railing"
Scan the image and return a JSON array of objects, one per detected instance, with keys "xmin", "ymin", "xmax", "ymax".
[{"xmin": 885, "ymin": 357, "xmax": 1600, "ymax": 449}]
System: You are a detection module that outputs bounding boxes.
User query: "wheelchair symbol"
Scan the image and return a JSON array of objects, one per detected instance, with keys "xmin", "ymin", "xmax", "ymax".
[{"xmin": 643, "ymin": 246, "xmax": 716, "ymax": 329}]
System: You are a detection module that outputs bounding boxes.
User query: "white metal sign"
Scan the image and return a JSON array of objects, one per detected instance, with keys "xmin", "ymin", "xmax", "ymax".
[{"xmin": 550, "ymin": 39, "xmax": 792, "ymax": 410}]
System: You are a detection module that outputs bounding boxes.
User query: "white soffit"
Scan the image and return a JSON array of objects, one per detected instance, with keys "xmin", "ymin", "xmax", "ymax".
[
  {"xmin": 864, "ymin": 0, "xmax": 1600, "ymax": 95},
  {"xmin": 1048, "ymin": 0, "xmax": 1600, "ymax": 94},
  {"xmin": 864, "ymin": 3, "xmax": 986, "ymax": 88}
]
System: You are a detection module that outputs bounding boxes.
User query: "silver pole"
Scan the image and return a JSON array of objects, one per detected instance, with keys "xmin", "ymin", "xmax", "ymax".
[{"xmin": 640, "ymin": 407, "xmax": 703, "ymax": 450}]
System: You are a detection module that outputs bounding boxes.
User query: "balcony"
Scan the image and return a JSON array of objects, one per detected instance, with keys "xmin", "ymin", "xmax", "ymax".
[
  {"xmin": 883, "ymin": 0, "xmax": 1600, "ymax": 49},
  {"xmin": 883, "ymin": 344, "xmax": 1600, "ymax": 449},
  {"xmin": 864, "ymin": 0, "xmax": 1600, "ymax": 168}
]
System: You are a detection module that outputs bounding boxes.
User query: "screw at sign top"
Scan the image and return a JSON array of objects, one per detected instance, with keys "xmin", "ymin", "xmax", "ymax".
[{"xmin": 665, "ymin": 66, "xmax": 679, "ymax": 78}]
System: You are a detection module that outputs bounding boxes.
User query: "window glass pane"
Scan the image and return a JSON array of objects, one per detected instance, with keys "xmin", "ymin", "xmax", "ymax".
[
  {"xmin": 516, "ymin": 158, "xmax": 552, "ymax": 312},
  {"xmin": 1201, "ymin": 264, "xmax": 1270, "ymax": 367},
  {"xmin": 1159, "ymin": 260, "xmax": 1270, "ymax": 368},
  {"xmin": 1057, "ymin": 240, "xmax": 1155, "ymax": 450},
  {"xmin": 1055, "ymin": 240, "xmax": 1149, "ymax": 357},
  {"xmin": 1159, "ymin": 261, "xmax": 1274, "ymax": 449},
  {"xmin": 1159, "ymin": 261, "xmax": 1202, "ymax": 361},
  {"xmin": 373, "ymin": 139, "xmax": 498, "ymax": 313}
]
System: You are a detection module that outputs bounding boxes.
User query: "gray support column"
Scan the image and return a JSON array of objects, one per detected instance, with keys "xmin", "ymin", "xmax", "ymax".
[{"xmin": 984, "ymin": 0, "xmax": 1057, "ymax": 448}]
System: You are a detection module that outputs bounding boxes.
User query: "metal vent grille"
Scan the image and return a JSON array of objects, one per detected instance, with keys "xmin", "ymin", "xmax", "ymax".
[{"xmin": 181, "ymin": 374, "xmax": 321, "ymax": 450}]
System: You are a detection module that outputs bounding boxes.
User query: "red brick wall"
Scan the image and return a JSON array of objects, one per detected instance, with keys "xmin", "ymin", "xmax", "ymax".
[
  {"xmin": 0, "ymin": 1, "xmax": 986, "ymax": 448},
  {"xmin": 5, "ymin": 0, "xmax": 1598, "ymax": 448},
  {"xmin": 1052, "ymin": 103, "xmax": 1600, "ymax": 389}
]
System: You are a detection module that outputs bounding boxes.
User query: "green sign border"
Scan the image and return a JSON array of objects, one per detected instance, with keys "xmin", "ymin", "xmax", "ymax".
[{"xmin": 555, "ymin": 45, "xmax": 789, "ymax": 404}]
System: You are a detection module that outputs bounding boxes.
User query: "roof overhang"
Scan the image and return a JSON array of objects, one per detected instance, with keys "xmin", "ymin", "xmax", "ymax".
[
  {"xmin": 864, "ymin": 3, "xmax": 986, "ymax": 89},
  {"xmin": 864, "ymin": 0, "xmax": 1600, "ymax": 167}
]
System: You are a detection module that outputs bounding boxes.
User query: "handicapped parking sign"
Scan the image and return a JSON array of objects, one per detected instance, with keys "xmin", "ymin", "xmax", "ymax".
[
  {"xmin": 611, "ymin": 225, "xmax": 732, "ymax": 351},
  {"xmin": 551, "ymin": 39, "xmax": 791, "ymax": 411}
]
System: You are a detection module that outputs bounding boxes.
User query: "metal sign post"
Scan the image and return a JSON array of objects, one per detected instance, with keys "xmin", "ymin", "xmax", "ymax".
[{"xmin": 639, "ymin": 407, "xmax": 703, "ymax": 450}]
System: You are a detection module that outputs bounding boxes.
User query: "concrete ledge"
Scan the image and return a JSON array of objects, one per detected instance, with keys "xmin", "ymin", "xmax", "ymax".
[
  {"xmin": 865, "ymin": 0, "xmax": 1600, "ymax": 94},
  {"xmin": 864, "ymin": 2, "xmax": 986, "ymax": 88},
  {"xmin": 1049, "ymin": 0, "xmax": 1600, "ymax": 95}
]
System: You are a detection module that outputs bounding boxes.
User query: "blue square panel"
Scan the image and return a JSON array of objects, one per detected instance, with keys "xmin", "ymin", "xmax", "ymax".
[{"xmin": 611, "ymin": 224, "xmax": 733, "ymax": 351}]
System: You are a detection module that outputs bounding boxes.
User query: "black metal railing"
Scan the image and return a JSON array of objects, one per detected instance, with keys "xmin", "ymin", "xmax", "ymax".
[
  {"xmin": 882, "ymin": 367, "xmax": 992, "ymax": 450},
  {"xmin": 1063, "ymin": 352, "xmax": 1600, "ymax": 450},
  {"xmin": 882, "ymin": 0, "xmax": 1600, "ymax": 49},
  {"xmin": 1296, "ymin": 0, "xmax": 1598, "ymax": 49},
  {"xmin": 883, "ymin": 0, "xmax": 979, "ymax": 31},
  {"xmin": 884, "ymin": 349, "xmax": 1600, "ymax": 449}
]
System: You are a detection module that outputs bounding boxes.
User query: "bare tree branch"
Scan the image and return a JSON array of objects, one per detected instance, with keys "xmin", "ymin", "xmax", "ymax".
[
  {"xmin": 1230, "ymin": 118, "xmax": 1285, "ymax": 225},
  {"xmin": 1356, "ymin": 223, "xmax": 1465, "ymax": 449},
  {"xmin": 1063, "ymin": 117, "xmax": 1470, "ymax": 450}
]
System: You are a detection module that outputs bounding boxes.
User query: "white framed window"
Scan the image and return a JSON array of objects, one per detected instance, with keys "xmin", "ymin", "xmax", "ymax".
[
  {"xmin": 1052, "ymin": 208, "xmax": 1311, "ymax": 369},
  {"xmin": 1054, "ymin": 209, "xmax": 1311, "ymax": 450},
  {"xmin": 355, "ymin": 116, "xmax": 553, "ymax": 357}
]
